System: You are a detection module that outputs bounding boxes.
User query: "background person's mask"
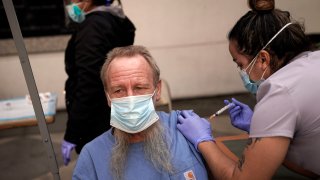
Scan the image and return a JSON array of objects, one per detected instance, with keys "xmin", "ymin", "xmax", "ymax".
[{"xmin": 66, "ymin": 3, "xmax": 85, "ymax": 23}]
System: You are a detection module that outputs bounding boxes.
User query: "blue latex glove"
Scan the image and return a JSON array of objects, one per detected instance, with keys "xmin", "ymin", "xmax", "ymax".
[
  {"xmin": 61, "ymin": 140, "xmax": 76, "ymax": 166},
  {"xmin": 224, "ymin": 98, "xmax": 253, "ymax": 133},
  {"xmin": 177, "ymin": 110, "xmax": 214, "ymax": 151}
]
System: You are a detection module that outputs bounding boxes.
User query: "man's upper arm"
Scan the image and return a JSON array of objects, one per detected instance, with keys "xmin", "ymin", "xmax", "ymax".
[
  {"xmin": 233, "ymin": 136, "xmax": 290, "ymax": 179},
  {"xmin": 73, "ymin": 147, "xmax": 98, "ymax": 180}
]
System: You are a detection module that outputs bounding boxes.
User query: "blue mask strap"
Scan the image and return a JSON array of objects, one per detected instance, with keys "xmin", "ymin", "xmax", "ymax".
[{"xmin": 106, "ymin": 0, "xmax": 112, "ymax": 5}]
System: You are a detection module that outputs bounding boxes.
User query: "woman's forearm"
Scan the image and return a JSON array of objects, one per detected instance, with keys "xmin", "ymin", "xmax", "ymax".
[{"xmin": 198, "ymin": 141, "xmax": 238, "ymax": 179}]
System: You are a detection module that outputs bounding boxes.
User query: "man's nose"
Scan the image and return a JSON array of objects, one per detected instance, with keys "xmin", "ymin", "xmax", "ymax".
[{"xmin": 126, "ymin": 89, "xmax": 134, "ymax": 97}]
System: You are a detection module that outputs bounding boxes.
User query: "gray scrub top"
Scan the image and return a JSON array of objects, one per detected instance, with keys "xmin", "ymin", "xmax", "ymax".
[{"xmin": 250, "ymin": 50, "xmax": 320, "ymax": 175}]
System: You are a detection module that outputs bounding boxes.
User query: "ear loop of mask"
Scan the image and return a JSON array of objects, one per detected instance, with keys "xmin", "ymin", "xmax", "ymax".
[
  {"xmin": 245, "ymin": 54, "xmax": 259, "ymax": 74},
  {"xmin": 244, "ymin": 22, "xmax": 293, "ymax": 76},
  {"xmin": 260, "ymin": 67, "xmax": 267, "ymax": 80}
]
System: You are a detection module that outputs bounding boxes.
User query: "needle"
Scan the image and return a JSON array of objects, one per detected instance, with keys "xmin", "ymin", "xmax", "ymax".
[{"xmin": 209, "ymin": 104, "xmax": 231, "ymax": 120}]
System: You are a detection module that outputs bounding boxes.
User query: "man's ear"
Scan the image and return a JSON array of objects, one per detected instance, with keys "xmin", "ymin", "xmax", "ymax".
[
  {"xmin": 155, "ymin": 79, "xmax": 162, "ymax": 102},
  {"xmin": 259, "ymin": 50, "xmax": 271, "ymax": 70},
  {"xmin": 105, "ymin": 91, "xmax": 111, "ymax": 107}
]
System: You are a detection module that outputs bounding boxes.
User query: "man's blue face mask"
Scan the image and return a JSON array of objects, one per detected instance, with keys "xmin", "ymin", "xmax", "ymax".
[
  {"xmin": 239, "ymin": 22, "xmax": 293, "ymax": 94},
  {"xmin": 108, "ymin": 91, "xmax": 159, "ymax": 133}
]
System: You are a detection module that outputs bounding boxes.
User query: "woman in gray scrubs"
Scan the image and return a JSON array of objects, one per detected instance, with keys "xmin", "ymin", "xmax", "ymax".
[{"xmin": 177, "ymin": 0, "xmax": 320, "ymax": 179}]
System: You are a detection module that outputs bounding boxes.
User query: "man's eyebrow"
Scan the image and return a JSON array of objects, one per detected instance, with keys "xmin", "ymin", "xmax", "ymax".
[
  {"xmin": 136, "ymin": 83, "xmax": 150, "ymax": 87},
  {"xmin": 134, "ymin": 80, "xmax": 151, "ymax": 86},
  {"xmin": 109, "ymin": 84, "xmax": 122, "ymax": 90}
]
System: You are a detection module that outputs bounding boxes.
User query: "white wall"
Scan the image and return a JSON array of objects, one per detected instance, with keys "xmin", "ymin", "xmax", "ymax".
[
  {"xmin": 0, "ymin": 52, "xmax": 67, "ymax": 108},
  {"xmin": 0, "ymin": 0, "xmax": 319, "ymax": 110}
]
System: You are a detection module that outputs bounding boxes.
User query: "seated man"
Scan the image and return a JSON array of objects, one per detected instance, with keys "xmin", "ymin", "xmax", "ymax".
[{"xmin": 72, "ymin": 45, "xmax": 210, "ymax": 180}]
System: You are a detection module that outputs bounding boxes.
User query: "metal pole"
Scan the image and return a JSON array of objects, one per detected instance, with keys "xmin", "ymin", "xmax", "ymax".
[{"xmin": 2, "ymin": 0, "xmax": 60, "ymax": 179}]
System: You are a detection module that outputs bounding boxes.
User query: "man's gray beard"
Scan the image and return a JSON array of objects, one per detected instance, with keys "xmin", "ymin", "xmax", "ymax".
[{"xmin": 110, "ymin": 121, "xmax": 174, "ymax": 180}]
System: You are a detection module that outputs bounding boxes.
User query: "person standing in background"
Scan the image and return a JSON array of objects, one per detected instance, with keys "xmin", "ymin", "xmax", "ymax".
[{"xmin": 62, "ymin": 0, "xmax": 135, "ymax": 166}]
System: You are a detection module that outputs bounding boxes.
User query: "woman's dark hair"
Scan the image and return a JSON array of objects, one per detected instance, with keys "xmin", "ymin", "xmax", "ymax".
[{"xmin": 228, "ymin": 0, "xmax": 312, "ymax": 73}]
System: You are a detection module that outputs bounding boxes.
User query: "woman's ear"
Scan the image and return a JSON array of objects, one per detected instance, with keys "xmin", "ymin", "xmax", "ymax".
[{"xmin": 259, "ymin": 50, "xmax": 271, "ymax": 69}]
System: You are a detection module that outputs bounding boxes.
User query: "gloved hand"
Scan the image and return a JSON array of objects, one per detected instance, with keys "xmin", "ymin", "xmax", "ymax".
[
  {"xmin": 61, "ymin": 140, "xmax": 76, "ymax": 166},
  {"xmin": 177, "ymin": 110, "xmax": 214, "ymax": 151},
  {"xmin": 224, "ymin": 98, "xmax": 253, "ymax": 133}
]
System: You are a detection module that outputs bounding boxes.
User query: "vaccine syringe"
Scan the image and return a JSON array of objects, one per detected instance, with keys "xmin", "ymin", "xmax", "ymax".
[{"xmin": 209, "ymin": 104, "xmax": 232, "ymax": 120}]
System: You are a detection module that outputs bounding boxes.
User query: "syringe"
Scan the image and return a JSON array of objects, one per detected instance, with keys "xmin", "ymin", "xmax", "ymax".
[{"xmin": 209, "ymin": 104, "xmax": 232, "ymax": 120}]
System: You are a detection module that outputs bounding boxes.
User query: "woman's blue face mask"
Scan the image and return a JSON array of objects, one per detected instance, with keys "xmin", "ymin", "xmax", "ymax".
[{"xmin": 239, "ymin": 54, "xmax": 267, "ymax": 94}]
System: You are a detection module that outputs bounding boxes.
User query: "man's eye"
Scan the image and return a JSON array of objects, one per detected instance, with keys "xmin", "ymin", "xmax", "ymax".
[
  {"xmin": 135, "ymin": 86, "xmax": 148, "ymax": 91},
  {"xmin": 114, "ymin": 89, "xmax": 122, "ymax": 93}
]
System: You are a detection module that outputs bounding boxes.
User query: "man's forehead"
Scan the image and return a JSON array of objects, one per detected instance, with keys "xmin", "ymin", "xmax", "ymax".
[
  {"xmin": 110, "ymin": 54, "xmax": 148, "ymax": 67},
  {"xmin": 108, "ymin": 55, "xmax": 152, "ymax": 75},
  {"xmin": 106, "ymin": 56, "xmax": 154, "ymax": 84}
]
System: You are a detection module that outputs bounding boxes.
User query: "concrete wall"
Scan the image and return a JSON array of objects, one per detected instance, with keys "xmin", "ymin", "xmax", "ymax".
[{"xmin": 0, "ymin": 0, "xmax": 319, "ymax": 110}]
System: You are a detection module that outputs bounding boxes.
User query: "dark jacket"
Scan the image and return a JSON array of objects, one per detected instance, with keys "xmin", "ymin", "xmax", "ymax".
[{"xmin": 64, "ymin": 7, "xmax": 135, "ymax": 153}]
